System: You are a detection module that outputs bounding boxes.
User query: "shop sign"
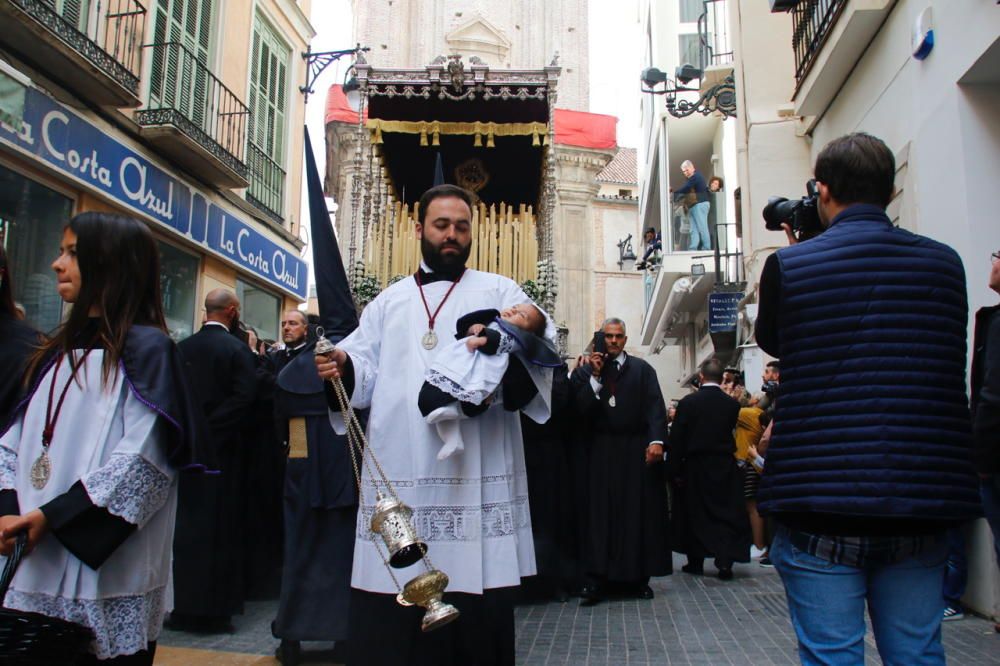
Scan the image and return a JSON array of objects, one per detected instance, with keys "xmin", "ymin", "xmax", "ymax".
[
  {"xmin": 708, "ymin": 291, "xmax": 743, "ymax": 334},
  {"xmin": 0, "ymin": 87, "xmax": 306, "ymax": 299}
]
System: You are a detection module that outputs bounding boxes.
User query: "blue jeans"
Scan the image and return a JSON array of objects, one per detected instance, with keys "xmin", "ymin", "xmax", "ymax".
[
  {"xmin": 982, "ymin": 476, "xmax": 1000, "ymax": 566},
  {"xmin": 687, "ymin": 202, "xmax": 711, "ymax": 251},
  {"xmin": 942, "ymin": 527, "xmax": 967, "ymax": 608},
  {"xmin": 770, "ymin": 526, "xmax": 948, "ymax": 666}
]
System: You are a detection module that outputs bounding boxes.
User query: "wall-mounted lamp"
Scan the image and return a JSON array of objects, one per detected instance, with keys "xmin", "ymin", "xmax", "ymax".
[
  {"xmin": 617, "ymin": 234, "xmax": 637, "ymax": 270},
  {"xmin": 691, "ymin": 263, "xmax": 707, "ymax": 276}
]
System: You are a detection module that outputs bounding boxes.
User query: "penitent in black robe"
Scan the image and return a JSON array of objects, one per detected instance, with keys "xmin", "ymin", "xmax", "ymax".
[
  {"xmin": 173, "ymin": 324, "xmax": 256, "ymax": 620},
  {"xmin": 668, "ymin": 385, "xmax": 750, "ymax": 567},
  {"xmin": 571, "ymin": 355, "xmax": 671, "ymax": 582},
  {"xmin": 271, "ymin": 346, "xmax": 357, "ymax": 642}
]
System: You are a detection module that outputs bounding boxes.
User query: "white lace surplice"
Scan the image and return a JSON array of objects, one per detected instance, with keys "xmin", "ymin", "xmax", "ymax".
[
  {"xmin": 331, "ymin": 270, "xmax": 553, "ymax": 594},
  {"xmin": 0, "ymin": 351, "xmax": 177, "ymax": 659}
]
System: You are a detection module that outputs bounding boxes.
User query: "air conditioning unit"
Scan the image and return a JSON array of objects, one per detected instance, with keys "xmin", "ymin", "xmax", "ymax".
[{"xmin": 769, "ymin": 0, "xmax": 800, "ymax": 11}]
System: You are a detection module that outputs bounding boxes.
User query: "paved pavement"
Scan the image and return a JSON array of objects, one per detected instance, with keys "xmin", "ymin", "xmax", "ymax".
[{"xmin": 158, "ymin": 562, "xmax": 1000, "ymax": 665}]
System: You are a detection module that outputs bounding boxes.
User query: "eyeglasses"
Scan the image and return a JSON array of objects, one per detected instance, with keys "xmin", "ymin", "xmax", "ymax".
[{"xmin": 992, "ymin": 251, "xmax": 1000, "ymax": 263}]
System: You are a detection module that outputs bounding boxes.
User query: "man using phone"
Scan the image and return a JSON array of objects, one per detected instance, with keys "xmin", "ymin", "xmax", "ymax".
[{"xmin": 570, "ymin": 318, "xmax": 670, "ymax": 606}]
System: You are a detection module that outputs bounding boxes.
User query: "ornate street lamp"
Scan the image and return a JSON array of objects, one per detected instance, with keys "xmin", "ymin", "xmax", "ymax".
[{"xmin": 640, "ymin": 66, "xmax": 737, "ymax": 119}]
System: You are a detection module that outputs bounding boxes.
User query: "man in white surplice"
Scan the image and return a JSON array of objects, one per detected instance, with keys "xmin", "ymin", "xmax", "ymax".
[{"xmin": 316, "ymin": 185, "xmax": 553, "ymax": 665}]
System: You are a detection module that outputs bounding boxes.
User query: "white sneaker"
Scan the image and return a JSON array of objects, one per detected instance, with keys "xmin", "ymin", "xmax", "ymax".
[{"xmin": 750, "ymin": 546, "xmax": 766, "ymax": 560}]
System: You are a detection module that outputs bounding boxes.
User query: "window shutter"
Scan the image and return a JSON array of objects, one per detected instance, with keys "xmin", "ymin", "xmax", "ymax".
[{"xmin": 249, "ymin": 15, "xmax": 290, "ymax": 167}]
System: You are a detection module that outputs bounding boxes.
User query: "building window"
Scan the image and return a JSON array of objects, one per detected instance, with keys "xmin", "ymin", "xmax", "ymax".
[
  {"xmin": 679, "ymin": 0, "xmax": 702, "ymax": 23},
  {"xmin": 158, "ymin": 240, "xmax": 199, "ymax": 341},
  {"xmin": 149, "ymin": 0, "xmax": 215, "ymax": 121},
  {"xmin": 247, "ymin": 15, "xmax": 290, "ymax": 223},
  {"xmin": 236, "ymin": 278, "xmax": 280, "ymax": 342},
  {"xmin": 0, "ymin": 164, "xmax": 74, "ymax": 333},
  {"xmin": 678, "ymin": 33, "xmax": 701, "ymax": 68}
]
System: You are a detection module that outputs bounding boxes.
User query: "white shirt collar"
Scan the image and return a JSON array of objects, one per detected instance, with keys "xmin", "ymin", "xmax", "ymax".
[
  {"xmin": 610, "ymin": 351, "xmax": 626, "ymax": 366},
  {"xmin": 700, "ymin": 381, "xmax": 721, "ymax": 388},
  {"xmin": 204, "ymin": 321, "xmax": 229, "ymax": 330}
]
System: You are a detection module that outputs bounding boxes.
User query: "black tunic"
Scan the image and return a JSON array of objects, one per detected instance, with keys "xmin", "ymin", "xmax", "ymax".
[
  {"xmin": 668, "ymin": 385, "xmax": 750, "ymax": 566},
  {"xmin": 571, "ymin": 355, "xmax": 671, "ymax": 581},
  {"xmin": 173, "ymin": 324, "xmax": 256, "ymax": 618},
  {"xmin": 272, "ymin": 346, "xmax": 357, "ymax": 642}
]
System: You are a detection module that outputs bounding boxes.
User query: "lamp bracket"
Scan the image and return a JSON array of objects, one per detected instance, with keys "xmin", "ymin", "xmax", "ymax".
[{"xmin": 301, "ymin": 44, "xmax": 370, "ymax": 101}]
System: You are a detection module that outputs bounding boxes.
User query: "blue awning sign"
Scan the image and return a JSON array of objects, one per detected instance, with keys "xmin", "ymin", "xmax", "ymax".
[{"xmin": 0, "ymin": 86, "xmax": 306, "ymax": 299}]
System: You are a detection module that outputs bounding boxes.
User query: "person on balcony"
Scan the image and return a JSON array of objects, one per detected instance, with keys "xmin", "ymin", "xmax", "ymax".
[{"xmin": 671, "ymin": 160, "xmax": 712, "ymax": 251}]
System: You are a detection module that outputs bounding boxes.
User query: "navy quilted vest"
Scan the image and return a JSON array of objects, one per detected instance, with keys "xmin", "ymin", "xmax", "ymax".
[{"xmin": 757, "ymin": 205, "xmax": 980, "ymax": 521}]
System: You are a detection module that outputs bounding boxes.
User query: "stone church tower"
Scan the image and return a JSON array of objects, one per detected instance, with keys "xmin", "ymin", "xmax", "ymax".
[{"xmin": 350, "ymin": 0, "xmax": 590, "ymax": 111}]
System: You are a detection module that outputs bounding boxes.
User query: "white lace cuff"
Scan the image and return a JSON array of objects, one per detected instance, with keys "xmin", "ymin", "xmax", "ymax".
[
  {"xmin": 426, "ymin": 369, "xmax": 493, "ymax": 405},
  {"xmin": 0, "ymin": 445, "xmax": 15, "ymax": 490},
  {"xmin": 82, "ymin": 454, "xmax": 172, "ymax": 527},
  {"xmin": 4, "ymin": 587, "xmax": 166, "ymax": 660}
]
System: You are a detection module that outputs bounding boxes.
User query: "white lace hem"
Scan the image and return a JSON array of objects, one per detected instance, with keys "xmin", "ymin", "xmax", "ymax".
[
  {"xmin": 82, "ymin": 454, "xmax": 171, "ymax": 527},
  {"xmin": 495, "ymin": 329, "xmax": 517, "ymax": 354},
  {"xmin": 4, "ymin": 586, "xmax": 166, "ymax": 660},
  {"xmin": 425, "ymin": 369, "xmax": 493, "ymax": 405},
  {"xmin": 0, "ymin": 445, "xmax": 15, "ymax": 490}
]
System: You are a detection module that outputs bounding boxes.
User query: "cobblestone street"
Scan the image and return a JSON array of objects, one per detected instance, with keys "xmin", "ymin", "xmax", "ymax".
[{"xmin": 157, "ymin": 563, "xmax": 999, "ymax": 665}]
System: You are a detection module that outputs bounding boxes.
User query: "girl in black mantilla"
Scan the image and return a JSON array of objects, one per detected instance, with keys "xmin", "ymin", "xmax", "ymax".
[
  {"xmin": 0, "ymin": 243, "xmax": 42, "ymax": 428},
  {"xmin": 0, "ymin": 212, "xmax": 205, "ymax": 665},
  {"xmin": 419, "ymin": 303, "xmax": 561, "ymax": 460}
]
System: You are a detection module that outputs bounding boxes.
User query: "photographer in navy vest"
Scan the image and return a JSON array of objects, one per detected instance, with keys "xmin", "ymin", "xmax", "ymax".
[{"xmin": 754, "ymin": 133, "xmax": 979, "ymax": 666}]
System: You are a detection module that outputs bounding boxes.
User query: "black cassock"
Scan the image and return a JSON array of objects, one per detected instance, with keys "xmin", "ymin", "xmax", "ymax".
[
  {"xmin": 174, "ymin": 324, "xmax": 256, "ymax": 619},
  {"xmin": 571, "ymin": 355, "xmax": 671, "ymax": 582},
  {"xmin": 271, "ymin": 346, "xmax": 357, "ymax": 642},
  {"xmin": 668, "ymin": 385, "xmax": 750, "ymax": 567}
]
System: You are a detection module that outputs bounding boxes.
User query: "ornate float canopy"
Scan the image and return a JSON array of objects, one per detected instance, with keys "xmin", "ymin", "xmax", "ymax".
[{"xmin": 344, "ymin": 53, "xmax": 561, "ymax": 313}]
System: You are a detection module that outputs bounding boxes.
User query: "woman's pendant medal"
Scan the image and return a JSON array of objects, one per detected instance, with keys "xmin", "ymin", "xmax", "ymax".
[
  {"xmin": 30, "ymin": 450, "xmax": 51, "ymax": 489},
  {"xmin": 422, "ymin": 330, "xmax": 439, "ymax": 350},
  {"xmin": 608, "ymin": 395, "xmax": 616, "ymax": 408}
]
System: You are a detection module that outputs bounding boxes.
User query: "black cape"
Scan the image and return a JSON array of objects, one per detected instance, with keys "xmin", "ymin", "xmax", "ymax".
[
  {"xmin": 571, "ymin": 355, "xmax": 671, "ymax": 581},
  {"xmin": 272, "ymin": 345, "xmax": 357, "ymax": 641},
  {"xmin": 520, "ymin": 364, "xmax": 576, "ymax": 590}
]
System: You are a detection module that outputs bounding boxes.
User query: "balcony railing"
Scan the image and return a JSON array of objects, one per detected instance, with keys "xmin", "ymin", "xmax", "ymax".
[
  {"xmin": 698, "ymin": 0, "xmax": 733, "ymax": 69},
  {"xmin": 4, "ymin": 0, "xmax": 146, "ymax": 100},
  {"xmin": 137, "ymin": 41, "xmax": 249, "ymax": 181},
  {"xmin": 247, "ymin": 142, "xmax": 286, "ymax": 224},
  {"xmin": 791, "ymin": 0, "xmax": 848, "ymax": 85}
]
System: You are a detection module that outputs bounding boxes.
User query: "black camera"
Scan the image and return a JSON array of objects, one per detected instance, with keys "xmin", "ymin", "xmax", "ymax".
[
  {"xmin": 761, "ymin": 380, "xmax": 779, "ymax": 395},
  {"xmin": 763, "ymin": 180, "xmax": 823, "ymax": 240}
]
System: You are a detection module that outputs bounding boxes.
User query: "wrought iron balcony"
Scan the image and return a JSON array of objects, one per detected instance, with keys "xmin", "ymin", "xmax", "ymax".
[
  {"xmin": 792, "ymin": 0, "xmax": 848, "ymax": 85},
  {"xmin": 697, "ymin": 0, "xmax": 734, "ymax": 70},
  {"xmin": 0, "ymin": 0, "xmax": 147, "ymax": 107},
  {"xmin": 246, "ymin": 142, "xmax": 286, "ymax": 224},
  {"xmin": 136, "ymin": 41, "xmax": 249, "ymax": 188}
]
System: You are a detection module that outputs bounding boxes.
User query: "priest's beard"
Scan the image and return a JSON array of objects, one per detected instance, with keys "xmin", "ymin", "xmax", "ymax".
[{"xmin": 421, "ymin": 237, "xmax": 471, "ymax": 277}]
